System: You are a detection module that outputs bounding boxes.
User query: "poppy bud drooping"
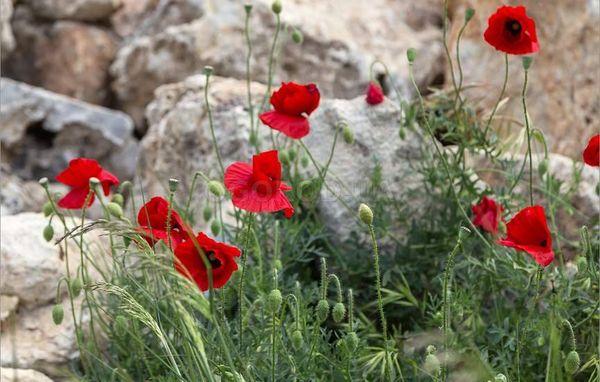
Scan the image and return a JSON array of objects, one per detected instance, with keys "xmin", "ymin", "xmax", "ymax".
[
  {"xmin": 342, "ymin": 124, "xmax": 354, "ymax": 144},
  {"xmin": 291, "ymin": 329, "xmax": 303, "ymax": 349},
  {"xmin": 52, "ymin": 304, "xmax": 64, "ymax": 325},
  {"xmin": 564, "ymin": 350, "xmax": 580, "ymax": 374},
  {"xmin": 211, "ymin": 220, "xmax": 221, "ymax": 236},
  {"xmin": 332, "ymin": 302, "xmax": 346, "ymax": 323},
  {"xmin": 107, "ymin": 202, "xmax": 123, "ymax": 219},
  {"xmin": 111, "ymin": 194, "xmax": 124, "ymax": 206},
  {"xmin": 43, "ymin": 201, "xmax": 54, "ymax": 217},
  {"xmin": 358, "ymin": 203, "xmax": 373, "ymax": 225},
  {"xmin": 316, "ymin": 299, "xmax": 329, "ymax": 323},
  {"xmin": 203, "ymin": 204, "xmax": 213, "ymax": 222},
  {"xmin": 291, "ymin": 28, "xmax": 303, "ymax": 44},
  {"xmin": 43, "ymin": 224, "xmax": 54, "ymax": 242},
  {"xmin": 208, "ymin": 180, "xmax": 225, "ymax": 197},
  {"xmin": 70, "ymin": 278, "xmax": 82, "ymax": 297}
]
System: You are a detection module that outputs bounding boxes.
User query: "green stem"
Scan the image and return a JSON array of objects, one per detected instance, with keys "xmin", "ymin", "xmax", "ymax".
[
  {"xmin": 238, "ymin": 213, "xmax": 254, "ymax": 349},
  {"xmin": 521, "ymin": 67, "xmax": 534, "ymax": 206},
  {"xmin": 454, "ymin": 18, "xmax": 470, "ymax": 108},
  {"xmin": 443, "ymin": 0, "xmax": 458, "ymax": 97},
  {"xmin": 244, "ymin": 6, "xmax": 258, "ymax": 152},
  {"xmin": 484, "ymin": 54, "xmax": 509, "ymax": 138},
  {"xmin": 204, "ymin": 73, "xmax": 225, "ymax": 177},
  {"xmin": 441, "ymin": 235, "xmax": 463, "ymax": 380}
]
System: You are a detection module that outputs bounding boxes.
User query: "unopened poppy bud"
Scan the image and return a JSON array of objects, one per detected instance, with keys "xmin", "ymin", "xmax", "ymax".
[
  {"xmin": 346, "ymin": 332, "xmax": 359, "ymax": 351},
  {"xmin": 208, "ymin": 180, "xmax": 225, "ymax": 197},
  {"xmin": 39, "ymin": 177, "xmax": 49, "ymax": 187},
  {"xmin": 43, "ymin": 224, "xmax": 54, "ymax": 242},
  {"xmin": 168, "ymin": 178, "xmax": 179, "ymax": 193},
  {"xmin": 316, "ymin": 299, "xmax": 329, "ymax": 323},
  {"xmin": 267, "ymin": 289, "xmax": 282, "ymax": 312},
  {"xmin": 522, "ymin": 56, "xmax": 533, "ymax": 70},
  {"xmin": 244, "ymin": 4, "xmax": 252, "ymax": 13},
  {"xmin": 358, "ymin": 203, "xmax": 373, "ymax": 225},
  {"xmin": 564, "ymin": 350, "xmax": 580, "ymax": 374},
  {"xmin": 70, "ymin": 278, "xmax": 82, "ymax": 297},
  {"xmin": 119, "ymin": 180, "xmax": 132, "ymax": 194},
  {"xmin": 271, "ymin": 0, "xmax": 282, "ymax": 14},
  {"xmin": 89, "ymin": 177, "xmax": 100, "ymax": 189},
  {"xmin": 291, "ymin": 329, "xmax": 303, "ymax": 349},
  {"xmin": 332, "ymin": 302, "xmax": 346, "ymax": 323},
  {"xmin": 279, "ymin": 151, "xmax": 290, "ymax": 166},
  {"xmin": 111, "ymin": 194, "xmax": 124, "ymax": 206},
  {"xmin": 407, "ymin": 48, "xmax": 417, "ymax": 63},
  {"xmin": 342, "ymin": 125, "xmax": 354, "ymax": 144},
  {"xmin": 114, "ymin": 315, "xmax": 128, "ymax": 337},
  {"xmin": 274, "ymin": 259, "xmax": 282, "ymax": 270},
  {"xmin": 398, "ymin": 128, "xmax": 406, "ymax": 140},
  {"xmin": 424, "ymin": 352, "xmax": 441, "ymax": 376},
  {"xmin": 301, "ymin": 155, "xmax": 309, "ymax": 168},
  {"xmin": 211, "ymin": 220, "xmax": 221, "ymax": 236},
  {"xmin": 287, "ymin": 148, "xmax": 297, "ymax": 161},
  {"xmin": 107, "ymin": 202, "xmax": 123, "ymax": 218},
  {"xmin": 52, "ymin": 304, "xmax": 64, "ymax": 325},
  {"xmin": 291, "ymin": 28, "xmax": 303, "ymax": 44},
  {"xmin": 203, "ymin": 66, "xmax": 214, "ymax": 76},
  {"xmin": 494, "ymin": 374, "xmax": 508, "ymax": 382},
  {"xmin": 576, "ymin": 256, "xmax": 587, "ymax": 272},
  {"xmin": 42, "ymin": 201, "xmax": 54, "ymax": 217},
  {"xmin": 203, "ymin": 205, "xmax": 213, "ymax": 222},
  {"xmin": 465, "ymin": 8, "xmax": 475, "ymax": 22}
]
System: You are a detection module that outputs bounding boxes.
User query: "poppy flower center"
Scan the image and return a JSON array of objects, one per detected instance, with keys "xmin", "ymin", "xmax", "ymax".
[
  {"xmin": 253, "ymin": 176, "xmax": 276, "ymax": 196},
  {"xmin": 206, "ymin": 251, "xmax": 222, "ymax": 268},
  {"xmin": 504, "ymin": 19, "xmax": 522, "ymax": 38},
  {"xmin": 539, "ymin": 239, "xmax": 547, "ymax": 247}
]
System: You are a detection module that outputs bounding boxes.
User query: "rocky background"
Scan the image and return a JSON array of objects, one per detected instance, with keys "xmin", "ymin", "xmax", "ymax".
[{"xmin": 0, "ymin": 0, "xmax": 598, "ymax": 380}]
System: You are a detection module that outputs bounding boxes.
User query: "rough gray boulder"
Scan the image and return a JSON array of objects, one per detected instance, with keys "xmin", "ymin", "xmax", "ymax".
[
  {"xmin": 0, "ymin": 78, "xmax": 138, "ymax": 181},
  {"xmin": 0, "ymin": 0, "xmax": 15, "ymax": 56},
  {"xmin": 22, "ymin": 0, "xmax": 120, "ymax": 21}
]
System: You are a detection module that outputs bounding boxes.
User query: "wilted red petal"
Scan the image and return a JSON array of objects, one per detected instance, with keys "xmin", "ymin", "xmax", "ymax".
[
  {"xmin": 483, "ymin": 5, "xmax": 539, "ymax": 55},
  {"xmin": 471, "ymin": 196, "xmax": 502, "ymax": 235},
  {"xmin": 583, "ymin": 135, "xmax": 600, "ymax": 167}
]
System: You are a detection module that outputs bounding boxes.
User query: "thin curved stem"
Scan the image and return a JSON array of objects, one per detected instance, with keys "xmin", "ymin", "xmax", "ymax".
[
  {"xmin": 204, "ymin": 73, "xmax": 225, "ymax": 177},
  {"xmin": 244, "ymin": 6, "xmax": 257, "ymax": 151},
  {"xmin": 238, "ymin": 213, "xmax": 254, "ymax": 349},
  {"xmin": 443, "ymin": 0, "xmax": 458, "ymax": 97},
  {"xmin": 484, "ymin": 54, "xmax": 509, "ymax": 138},
  {"xmin": 521, "ymin": 68, "xmax": 534, "ymax": 206}
]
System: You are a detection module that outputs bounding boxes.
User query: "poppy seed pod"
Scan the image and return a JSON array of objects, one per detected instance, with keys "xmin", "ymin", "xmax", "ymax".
[
  {"xmin": 267, "ymin": 289, "xmax": 283, "ymax": 313},
  {"xmin": 107, "ymin": 202, "xmax": 123, "ymax": 219},
  {"xmin": 271, "ymin": 0, "xmax": 282, "ymax": 14},
  {"xmin": 52, "ymin": 304, "xmax": 64, "ymax": 325},
  {"xmin": 423, "ymin": 353, "xmax": 440, "ymax": 376},
  {"xmin": 210, "ymin": 220, "xmax": 221, "ymax": 236},
  {"xmin": 522, "ymin": 56, "xmax": 533, "ymax": 70},
  {"xmin": 39, "ymin": 177, "xmax": 49, "ymax": 187},
  {"xmin": 168, "ymin": 178, "xmax": 179, "ymax": 193},
  {"xmin": 494, "ymin": 374, "xmax": 508, "ymax": 382},
  {"xmin": 203, "ymin": 204, "xmax": 213, "ymax": 222},
  {"xmin": 342, "ymin": 125, "xmax": 354, "ymax": 144},
  {"xmin": 291, "ymin": 29, "xmax": 303, "ymax": 44},
  {"xmin": 301, "ymin": 155, "xmax": 309, "ymax": 168},
  {"xmin": 407, "ymin": 48, "xmax": 417, "ymax": 63},
  {"xmin": 332, "ymin": 302, "xmax": 346, "ymax": 323},
  {"xmin": 465, "ymin": 8, "xmax": 475, "ymax": 22},
  {"xmin": 111, "ymin": 194, "xmax": 124, "ymax": 206},
  {"xmin": 316, "ymin": 299, "xmax": 329, "ymax": 323},
  {"xmin": 43, "ymin": 224, "xmax": 54, "ymax": 242},
  {"xmin": 244, "ymin": 4, "xmax": 252, "ymax": 13},
  {"xmin": 70, "ymin": 278, "xmax": 82, "ymax": 297},
  {"xmin": 291, "ymin": 329, "xmax": 303, "ymax": 349},
  {"xmin": 358, "ymin": 203, "xmax": 373, "ymax": 225},
  {"xmin": 208, "ymin": 181, "xmax": 226, "ymax": 197},
  {"xmin": 564, "ymin": 350, "xmax": 580, "ymax": 374},
  {"xmin": 43, "ymin": 201, "xmax": 54, "ymax": 217},
  {"xmin": 203, "ymin": 66, "xmax": 214, "ymax": 76}
]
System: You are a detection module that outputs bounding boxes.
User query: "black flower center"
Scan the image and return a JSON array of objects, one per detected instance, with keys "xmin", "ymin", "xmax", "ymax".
[
  {"xmin": 206, "ymin": 251, "xmax": 221, "ymax": 268},
  {"xmin": 539, "ymin": 239, "xmax": 547, "ymax": 247},
  {"xmin": 505, "ymin": 19, "xmax": 522, "ymax": 37}
]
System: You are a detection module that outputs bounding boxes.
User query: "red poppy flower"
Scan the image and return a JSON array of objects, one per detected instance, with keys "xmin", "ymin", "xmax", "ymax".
[
  {"xmin": 259, "ymin": 82, "xmax": 320, "ymax": 139},
  {"xmin": 471, "ymin": 196, "xmax": 503, "ymax": 235},
  {"xmin": 137, "ymin": 196, "xmax": 189, "ymax": 248},
  {"xmin": 583, "ymin": 134, "xmax": 599, "ymax": 167},
  {"xmin": 365, "ymin": 81, "xmax": 384, "ymax": 105},
  {"xmin": 224, "ymin": 150, "xmax": 294, "ymax": 218},
  {"xmin": 55, "ymin": 158, "xmax": 119, "ymax": 209},
  {"xmin": 483, "ymin": 6, "xmax": 539, "ymax": 55},
  {"xmin": 498, "ymin": 205, "xmax": 554, "ymax": 267},
  {"xmin": 174, "ymin": 232, "xmax": 241, "ymax": 291}
]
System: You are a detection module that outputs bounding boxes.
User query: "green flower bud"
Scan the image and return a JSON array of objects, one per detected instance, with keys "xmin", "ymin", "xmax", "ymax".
[
  {"xmin": 316, "ymin": 299, "xmax": 329, "ymax": 323},
  {"xmin": 346, "ymin": 332, "xmax": 359, "ymax": 352},
  {"xmin": 119, "ymin": 180, "xmax": 132, "ymax": 194},
  {"xmin": 267, "ymin": 289, "xmax": 282, "ymax": 313},
  {"xmin": 114, "ymin": 315, "xmax": 128, "ymax": 338},
  {"xmin": 332, "ymin": 302, "xmax": 346, "ymax": 323},
  {"xmin": 203, "ymin": 66, "xmax": 214, "ymax": 76},
  {"xmin": 407, "ymin": 48, "xmax": 417, "ymax": 63},
  {"xmin": 424, "ymin": 353, "xmax": 441, "ymax": 376},
  {"xmin": 465, "ymin": 8, "xmax": 475, "ymax": 22},
  {"xmin": 207, "ymin": 180, "xmax": 225, "ymax": 197},
  {"xmin": 168, "ymin": 178, "xmax": 179, "ymax": 193},
  {"xmin": 342, "ymin": 125, "xmax": 354, "ymax": 144},
  {"xmin": 111, "ymin": 194, "xmax": 124, "ymax": 206},
  {"xmin": 203, "ymin": 204, "xmax": 213, "ymax": 222},
  {"xmin": 291, "ymin": 329, "xmax": 303, "ymax": 349},
  {"xmin": 358, "ymin": 203, "xmax": 373, "ymax": 225},
  {"xmin": 211, "ymin": 220, "xmax": 221, "ymax": 236},
  {"xmin": 301, "ymin": 155, "xmax": 309, "ymax": 168},
  {"xmin": 287, "ymin": 148, "xmax": 297, "ymax": 161},
  {"xmin": 107, "ymin": 202, "xmax": 123, "ymax": 218},
  {"xmin": 291, "ymin": 28, "xmax": 303, "ymax": 44},
  {"xmin": 43, "ymin": 224, "xmax": 54, "ymax": 242},
  {"xmin": 52, "ymin": 303, "xmax": 64, "ymax": 325},
  {"xmin": 398, "ymin": 127, "xmax": 406, "ymax": 140},
  {"xmin": 42, "ymin": 201, "xmax": 54, "ymax": 217},
  {"xmin": 576, "ymin": 256, "xmax": 587, "ymax": 272},
  {"xmin": 494, "ymin": 374, "xmax": 508, "ymax": 382},
  {"xmin": 564, "ymin": 350, "xmax": 580, "ymax": 374},
  {"xmin": 522, "ymin": 56, "xmax": 533, "ymax": 70},
  {"xmin": 274, "ymin": 259, "xmax": 282, "ymax": 270},
  {"xmin": 271, "ymin": 0, "xmax": 282, "ymax": 14},
  {"xmin": 70, "ymin": 278, "xmax": 82, "ymax": 297},
  {"xmin": 279, "ymin": 150, "xmax": 290, "ymax": 166}
]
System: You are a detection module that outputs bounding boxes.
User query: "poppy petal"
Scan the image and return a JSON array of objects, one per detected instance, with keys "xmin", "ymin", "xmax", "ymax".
[
  {"xmin": 56, "ymin": 158, "xmax": 101, "ymax": 188},
  {"xmin": 259, "ymin": 111, "xmax": 310, "ymax": 139},
  {"xmin": 57, "ymin": 187, "xmax": 94, "ymax": 209}
]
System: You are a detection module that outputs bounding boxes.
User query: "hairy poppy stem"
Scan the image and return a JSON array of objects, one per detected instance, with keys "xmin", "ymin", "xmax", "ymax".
[
  {"xmin": 443, "ymin": 0, "xmax": 459, "ymax": 101},
  {"xmin": 521, "ymin": 65, "xmax": 534, "ymax": 206},
  {"xmin": 454, "ymin": 12, "xmax": 473, "ymax": 110},
  {"xmin": 238, "ymin": 213, "xmax": 254, "ymax": 349},
  {"xmin": 204, "ymin": 71, "xmax": 225, "ymax": 178},
  {"xmin": 483, "ymin": 54, "xmax": 509, "ymax": 139},
  {"xmin": 244, "ymin": 5, "xmax": 257, "ymax": 152}
]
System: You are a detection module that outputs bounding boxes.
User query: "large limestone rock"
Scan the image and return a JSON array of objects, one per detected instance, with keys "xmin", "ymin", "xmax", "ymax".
[
  {"xmin": 0, "ymin": 0, "xmax": 15, "ymax": 56},
  {"xmin": 0, "ymin": 368, "xmax": 54, "ymax": 382},
  {"xmin": 111, "ymin": 0, "xmax": 205, "ymax": 38},
  {"xmin": 0, "ymin": 165, "xmax": 49, "ymax": 216},
  {"xmin": 3, "ymin": 7, "xmax": 118, "ymax": 105},
  {"xmin": 111, "ymin": 0, "xmax": 443, "ymax": 129},
  {"xmin": 0, "ymin": 78, "xmax": 138, "ymax": 181},
  {"xmin": 22, "ymin": 0, "xmax": 120, "ymax": 21},
  {"xmin": 446, "ymin": 0, "xmax": 599, "ymax": 159}
]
